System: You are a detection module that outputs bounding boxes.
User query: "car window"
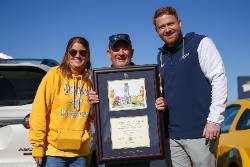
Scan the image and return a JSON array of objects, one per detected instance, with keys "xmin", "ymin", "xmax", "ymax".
[
  {"xmin": 236, "ymin": 109, "xmax": 250, "ymax": 130},
  {"xmin": 221, "ymin": 105, "xmax": 241, "ymax": 133},
  {"xmin": 0, "ymin": 68, "xmax": 46, "ymax": 106}
]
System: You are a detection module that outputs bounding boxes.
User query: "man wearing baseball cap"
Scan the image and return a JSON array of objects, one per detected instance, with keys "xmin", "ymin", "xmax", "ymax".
[
  {"xmin": 89, "ymin": 33, "xmax": 166, "ymax": 167},
  {"xmin": 107, "ymin": 33, "xmax": 134, "ymax": 67}
]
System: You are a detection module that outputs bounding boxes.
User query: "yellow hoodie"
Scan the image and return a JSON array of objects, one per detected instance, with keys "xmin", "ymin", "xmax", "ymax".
[{"xmin": 30, "ymin": 66, "xmax": 93, "ymax": 157}]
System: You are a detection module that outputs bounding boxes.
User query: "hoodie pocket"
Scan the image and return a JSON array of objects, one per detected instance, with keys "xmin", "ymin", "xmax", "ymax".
[{"xmin": 54, "ymin": 129, "xmax": 84, "ymax": 151}]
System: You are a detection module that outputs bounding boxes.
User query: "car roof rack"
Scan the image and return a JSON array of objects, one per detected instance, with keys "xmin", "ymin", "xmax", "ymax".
[{"xmin": 0, "ymin": 58, "xmax": 59, "ymax": 67}]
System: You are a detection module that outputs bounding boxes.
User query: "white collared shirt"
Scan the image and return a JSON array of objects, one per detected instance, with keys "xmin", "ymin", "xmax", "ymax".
[{"xmin": 198, "ymin": 37, "xmax": 228, "ymax": 124}]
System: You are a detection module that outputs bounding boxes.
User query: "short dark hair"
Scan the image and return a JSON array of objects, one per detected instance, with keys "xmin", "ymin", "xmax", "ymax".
[{"xmin": 153, "ymin": 6, "xmax": 179, "ymax": 26}]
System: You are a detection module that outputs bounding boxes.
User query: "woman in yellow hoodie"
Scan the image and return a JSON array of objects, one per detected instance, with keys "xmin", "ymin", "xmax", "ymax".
[{"xmin": 29, "ymin": 36, "xmax": 93, "ymax": 167}]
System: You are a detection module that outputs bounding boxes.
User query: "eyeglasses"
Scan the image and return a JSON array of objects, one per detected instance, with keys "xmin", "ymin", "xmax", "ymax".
[
  {"xmin": 69, "ymin": 49, "xmax": 88, "ymax": 57},
  {"xmin": 111, "ymin": 45, "xmax": 130, "ymax": 52}
]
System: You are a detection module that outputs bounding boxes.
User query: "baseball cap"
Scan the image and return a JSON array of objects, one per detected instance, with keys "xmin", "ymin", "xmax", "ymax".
[{"xmin": 109, "ymin": 34, "xmax": 132, "ymax": 50}]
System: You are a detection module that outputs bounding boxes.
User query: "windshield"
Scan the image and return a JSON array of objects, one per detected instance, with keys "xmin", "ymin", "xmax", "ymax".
[
  {"xmin": 221, "ymin": 105, "xmax": 241, "ymax": 133},
  {"xmin": 0, "ymin": 67, "xmax": 46, "ymax": 106}
]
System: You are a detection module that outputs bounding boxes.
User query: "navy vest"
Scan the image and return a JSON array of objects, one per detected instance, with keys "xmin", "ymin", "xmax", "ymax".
[{"xmin": 158, "ymin": 32, "xmax": 212, "ymax": 139}]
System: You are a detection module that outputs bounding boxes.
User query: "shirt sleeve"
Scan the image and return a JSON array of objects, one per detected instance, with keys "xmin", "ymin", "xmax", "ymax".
[
  {"xmin": 197, "ymin": 37, "xmax": 228, "ymax": 124},
  {"xmin": 29, "ymin": 70, "xmax": 54, "ymax": 157}
]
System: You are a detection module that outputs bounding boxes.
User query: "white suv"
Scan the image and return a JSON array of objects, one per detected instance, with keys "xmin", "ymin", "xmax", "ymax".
[{"xmin": 0, "ymin": 59, "xmax": 58, "ymax": 167}]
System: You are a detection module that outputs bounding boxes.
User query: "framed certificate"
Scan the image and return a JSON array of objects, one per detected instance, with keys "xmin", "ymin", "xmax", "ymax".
[{"xmin": 92, "ymin": 64, "xmax": 164, "ymax": 163}]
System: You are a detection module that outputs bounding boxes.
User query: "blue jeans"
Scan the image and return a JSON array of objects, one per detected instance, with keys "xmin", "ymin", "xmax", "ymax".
[{"xmin": 38, "ymin": 156, "xmax": 87, "ymax": 167}]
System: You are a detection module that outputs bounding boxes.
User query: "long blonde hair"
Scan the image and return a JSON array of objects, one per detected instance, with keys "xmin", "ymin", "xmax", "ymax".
[{"xmin": 59, "ymin": 36, "xmax": 91, "ymax": 78}]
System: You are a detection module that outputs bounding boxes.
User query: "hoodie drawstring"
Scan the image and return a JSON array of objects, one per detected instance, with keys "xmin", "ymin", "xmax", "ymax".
[{"xmin": 73, "ymin": 75, "xmax": 83, "ymax": 111}]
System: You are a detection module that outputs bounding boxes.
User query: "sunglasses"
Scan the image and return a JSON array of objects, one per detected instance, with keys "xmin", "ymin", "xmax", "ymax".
[{"xmin": 69, "ymin": 49, "xmax": 88, "ymax": 57}]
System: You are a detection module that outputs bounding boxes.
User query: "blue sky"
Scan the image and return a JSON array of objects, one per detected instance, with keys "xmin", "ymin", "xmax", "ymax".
[{"xmin": 1, "ymin": 0, "xmax": 250, "ymax": 102}]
